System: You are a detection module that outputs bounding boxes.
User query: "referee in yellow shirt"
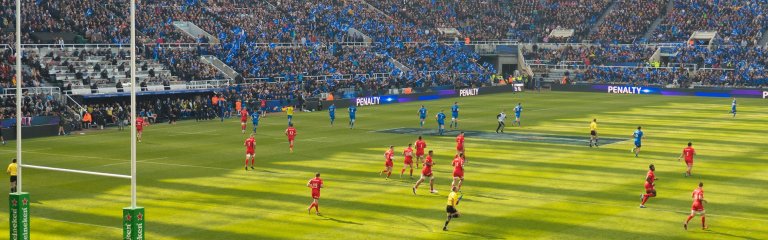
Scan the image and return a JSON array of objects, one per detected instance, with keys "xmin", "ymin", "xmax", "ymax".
[
  {"xmin": 589, "ymin": 118, "xmax": 599, "ymax": 148},
  {"xmin": 285, "ymin": 105, "xmax": 295, "ymax": 125},
  {"xmin": 7, "ymin": 158, "xmax": 17, "ymax": 192},
  {"xmin": 443, "ymin": 186, "xmax": 462, "ymax": 231}
]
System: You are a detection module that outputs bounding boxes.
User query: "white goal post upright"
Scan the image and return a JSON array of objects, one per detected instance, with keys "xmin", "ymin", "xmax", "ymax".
[
  {"xmin": 124, "ymin": 0, "xmax": 145, "ymax": 239},
  {"xmin": 130, "ymin": 0, "xmax": 138, "ymax": 210},
  {"xmin": 9, "ymin": 0, "xmax": 29, "ymax": 239},
  {"xmin": 14, "ymin": 0, "xmax": 22, "ymax": 195}
]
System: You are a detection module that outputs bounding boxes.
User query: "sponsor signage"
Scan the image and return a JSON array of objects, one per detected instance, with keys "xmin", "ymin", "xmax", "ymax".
[
  {"xmin": 123, "ymin": 207, "xmax": 145, "ymax": 240},
  {"xmin": 328, "ymin": 85, "xmax": 521, "ymax": 108},
  {"xmin": 9, "ymin": 193, "xmax": 30, "ymax": 240},
  {"xmin": 588, "ymin": 85, "xmax": 661, "ymax": 95},
  {"xmin": 556, "ymin": 84, "xmax": 768, "ymax": 98},
  {"xmin": 354, "ymin": 95, "xmax": 398, "ymax": 106},
  {"xmin": 607, "ymin": 86, "xmax": 643, "ymax": 94},
  {"xmin": 603, "ymin": 85, "xmax": 660, "ymax": 94},
  {"xmin": 459, "ymin": 88, "xmax": 479, "ymax": 97},
  {"xmin": 355, "ymin": 96, "xmax": 380, "ymax": 106}
]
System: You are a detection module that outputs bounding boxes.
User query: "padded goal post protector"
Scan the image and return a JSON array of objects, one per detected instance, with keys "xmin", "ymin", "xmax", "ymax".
[
  {"xmin": 123, "ymin": 207, "xmax": 145, "ymax": 240},
  {"xmin": 9, "ymin": 192, "xmax": 30, "ymax": 240}
]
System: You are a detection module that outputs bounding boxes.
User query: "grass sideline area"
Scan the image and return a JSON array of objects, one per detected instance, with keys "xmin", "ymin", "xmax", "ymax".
[{"xmin": 0, "ymin": 91, "xmax": 766, "ymax": 239}]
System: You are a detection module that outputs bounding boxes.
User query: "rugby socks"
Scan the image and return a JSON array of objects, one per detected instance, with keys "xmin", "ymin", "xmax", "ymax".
[
  {"xmin": 641, "ymin": 194, "xmax": 650, "ymax": 205},
  {"xmin": 701, "ymin": 216, "xmax": 706, "ymax": 227},
  {"xmin": 409, "ymin": 169, "xmax": 413, "ymax": 176},
  {"xmin": 444, "ymin": 215, "xmax": 452, "ymax": 229},
  {"xmin": 685, "ymin": 215, "xmax": 693, "ymax": 224}
]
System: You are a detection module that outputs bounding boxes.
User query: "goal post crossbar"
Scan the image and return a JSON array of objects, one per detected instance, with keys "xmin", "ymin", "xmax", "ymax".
[{"xmin": 21, "ymin": 164, "xmax": 132, "ymax": 179}]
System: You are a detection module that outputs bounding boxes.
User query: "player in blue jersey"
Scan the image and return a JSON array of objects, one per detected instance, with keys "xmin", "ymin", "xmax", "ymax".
[
  {"xmin": 328, "ymin": 104, "xmax": 336, "ymax": 126},
  {"xmin": 450, "ymin": 102, "xmax": 459, "ymax": 129},
  {"xmin": 513, "ymin": 103, "xmax": 522, "ymax": 126},
  {"xmin": 436, "ymin": 110, "xmax": 447, "ymax": 135},
  {"xmin": 348, "ymin": 105, "xmax": 357, "ymax": 129},
  {"xmin": 730, "ymin": 98, "xmax": 737, "ymax": 118},
  {"xmin": 218, "ymin": 97, "xmax": 227, "ymax": 122},
  {"xmin": 418, "ymin": 105, "xmax": 428, "ymax": 128},
  {"xmin": 250, "ymin": 110, "xmax": 260, "ymax": 133},
  {"xmin": 632, "ymin": 126, "xmax": 645, "ymax": 157}
]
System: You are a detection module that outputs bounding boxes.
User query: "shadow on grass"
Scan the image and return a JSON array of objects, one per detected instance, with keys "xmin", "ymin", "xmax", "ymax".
[
  {"xmin": 319, "ymin": 216, "xmax": 363, "ymax": 225},
  {"xmin": 701, "ymin": 229, "xmax": 761, "ymax": 240}
]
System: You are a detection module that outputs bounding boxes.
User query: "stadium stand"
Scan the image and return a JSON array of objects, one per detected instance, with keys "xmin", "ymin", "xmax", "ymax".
[
  {"xmin": 368, "ymin": 0, "xmax": 611, "ymax": 43},
  {"xmin": 591, "ymin": 0, "xmax": 668, "ymax": 44},
  {"xmin": 523, "ymin": 44, "xmax": 657, "ymax": 66},
  {"xmin": 29, "ymin": 46, "xmax": 185, "ymax": 93},
  {"xmin": 0, "ymin": 0, "xmax": 766, "ymax": 100},
  {"xmin": 652, "ymin": 0, "xmax": 768, "ymax": 45}
]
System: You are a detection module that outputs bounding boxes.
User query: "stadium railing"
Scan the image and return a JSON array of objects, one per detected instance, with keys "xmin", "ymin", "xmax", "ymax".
[
  {"xmin": 21, "ymin": 44, "xmax": 129, "ymax": 49},
  {"xmin": 155, "ymin": 43, "xmax": 218, "ymax": 48},
  {"xmin": 337, "ymin": 42, "xmax": 376, "ymax": 47},
  {"xmin": 697, "ymin": 68, "xmax": 736, "ymax": 72},
  {"xmin": 458, "ymin": 40, "xmax": 520, "ymax": 46},
  {"xmin": 243, "ymin": 73, "xmax": 363, "ymax": 83},
  {"xmin": 665, "ymin": 63, "xmax": 698, "ymax": 71},
  {"xmin": 187, "ymin": 79, "xmax": 229, "ymax": 89},
  {"xmin": 2, "ymin": 87, "xmax": 61, "ymax": 96}
]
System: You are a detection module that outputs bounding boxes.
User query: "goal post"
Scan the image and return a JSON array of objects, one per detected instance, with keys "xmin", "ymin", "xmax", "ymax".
[
  {"xmin": 10, "ymin": 0, "xmax": 27, "ymax": 238},
  {"xmin": 9, "ymin": 0, "xmax": 144, "ymax": 238}
]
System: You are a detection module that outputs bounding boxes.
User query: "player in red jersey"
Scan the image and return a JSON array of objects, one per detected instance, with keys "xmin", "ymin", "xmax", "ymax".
[
  {"xmin": 240, "ymin": 108, "xmax": 249, "ymax": 134},
  {"xmin": 379, "ymin": 146, "xmax": 395, "ymax": 179},
  {"xmin": 135, "ymin": 116, "xmax": 147, "ymax": 143},
  {"xmin": 414, "ymin": 136, "xmax": 427, "ymax": 168},
  {"xmin": 451, "ymin": 152, "xmax": 465, "ymax": 192},
  {"xmin": 455, "ymin": 132, "xmax": 465, "ymax": 155},
  {"xmin": 285, "ymin": 123, "xmax": 297, "ymax": 153},
  {"xmin": 400, "ymin": 144, "xmax": 415, "ymax": 178},
  {"xmin": 413, "ymin": 150, "xmax": 437, "ymax": 194},
  {"xmin": 260, "ymin": 99, "xmax": 267, "ymax": 118},
  {"xmin": 684, "ymin": 182, "xmax": 708, "ymax": 230},
  {"xmin": 640, "ymin": 164, "xmax": 657, "ymax": 208},
  {"xmin": 243, "ymin": 134, "xmax": 255, "ymax": 171},
  {"xmin": 307, "ymin": 172, "xmax": 323, "ymax": 215},
  {"xmin": 678, "ymin": 142, "xmax": 696, "ymax": 177}
]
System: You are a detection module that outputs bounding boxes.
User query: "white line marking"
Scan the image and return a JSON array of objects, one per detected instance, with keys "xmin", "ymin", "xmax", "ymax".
[
  {"xmin": 100, "ymin": 157, "xmax": 169, "ymax": 167},
  {"xmin": 465, "ymin": 191, "xmax": 768, "ymax": 222},
  {"xmin": 303, "ymin": 137, "xmax": 329, "ymax": 142},
  {"xmin": 168, "ymin": 130, "xmax": 218, "ymax": 136},
  {"xmin": 138, "ymin": 161, "xmax": 233, "ymax": 171}
]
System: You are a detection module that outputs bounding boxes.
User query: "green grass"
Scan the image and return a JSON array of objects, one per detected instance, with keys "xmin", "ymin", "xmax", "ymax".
[{"xmin": 0, "ymin": 91, "xmax": 767, "ymax": 239}]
